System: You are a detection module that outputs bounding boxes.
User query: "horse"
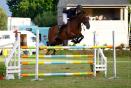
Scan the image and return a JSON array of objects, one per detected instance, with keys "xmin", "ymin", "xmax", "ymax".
[{"xmin": 46, "ymin": 11, "xmax": 90, "ymax": 55}]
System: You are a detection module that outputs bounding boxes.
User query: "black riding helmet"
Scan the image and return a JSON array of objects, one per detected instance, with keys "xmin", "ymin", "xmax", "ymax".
[{"xmin": 76, "ymin": 5, "xmax": 82, "ymax": 14}]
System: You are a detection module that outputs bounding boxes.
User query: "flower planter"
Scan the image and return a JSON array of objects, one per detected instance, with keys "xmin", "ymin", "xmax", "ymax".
[{"xmin": 0, "ymin": 75, "xmax": 4, "ymax": 80}]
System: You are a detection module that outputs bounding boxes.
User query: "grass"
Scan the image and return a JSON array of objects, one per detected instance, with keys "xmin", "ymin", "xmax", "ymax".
[{"xmin": 0, "ymin": 50, "xmax": 131, "ymax": 88}]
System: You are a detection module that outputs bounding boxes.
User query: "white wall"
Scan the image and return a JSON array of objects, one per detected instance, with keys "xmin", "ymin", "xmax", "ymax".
[
  {"xmin": 8, "ymin": 17, "xmax": 31, "ymax": 31},
  {"xmin": 0, "ymin": 31, "xmax": 36, "ymax": 48},
  {"xmin": 0, "ymin": 31, "xmax": 15, "ymax": 47},
  {"xmin": 68, "ymin": 20, "xmax": 129, "ymax": 47}
]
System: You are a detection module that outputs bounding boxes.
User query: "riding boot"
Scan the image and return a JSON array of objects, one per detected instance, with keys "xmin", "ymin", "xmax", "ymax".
[
  {"xmin": 55, "ymin": 25, "xmax": 61, "ymax": 41},
  {"xmin": 57, "ymin": 25, "xmax": 61, "ymax": 35}
]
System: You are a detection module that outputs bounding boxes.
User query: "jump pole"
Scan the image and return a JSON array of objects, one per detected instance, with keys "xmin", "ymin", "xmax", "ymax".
[
  {"xmin": 18, "ymin": 32, "xmax": 21, "ymax": 79},
  {"xmin": 112, "ymin": 31, "xmax": 117, "ymax": 78},
  {"xmin": 34, "ymin": 28, "xmax": 39, "ymax": 80},
  {"xmin": 93, "ymin": 31, "xmax": 96, "ymax": 77},
  {"xmin": 34, "ymin": 28, "xmax": 43, "ymax": 81},
  {"xmin": 109, "ymin": 31, "xmax": 117, "ymax": 79}
]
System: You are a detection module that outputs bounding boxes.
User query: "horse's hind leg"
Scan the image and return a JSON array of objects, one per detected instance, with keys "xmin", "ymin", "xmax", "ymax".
[
  {"xmin": 46, "ymin": 41, "xmax": 57, "ymax": 55},
  {"xmin": 46, "ymin": 49, "xmax": 50, "ymax": 55},
  {"xmin": 46, "ymin": 41, "xmax": 52, "ymax": 55},
  {"xmin": 52, "ymin": 49, "xmax": 56, "ymax": 55}
]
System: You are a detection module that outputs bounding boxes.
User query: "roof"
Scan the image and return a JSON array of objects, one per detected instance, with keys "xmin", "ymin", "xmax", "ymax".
[{"xmin": 58, "ymin": 0, "xmax": 130, "ymax": 7}]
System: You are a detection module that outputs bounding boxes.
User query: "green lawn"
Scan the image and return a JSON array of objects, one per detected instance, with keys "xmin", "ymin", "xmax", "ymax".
[{"xmin": 0, "ymin": 50, "xmax": 131, "ymax": 88}]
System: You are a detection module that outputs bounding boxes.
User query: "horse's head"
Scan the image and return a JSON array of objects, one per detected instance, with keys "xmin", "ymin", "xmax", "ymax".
[
  {"xmin": 78, "ymin": 11, "xmax": 90, "ymax": 29},
  {"xmin": 82, "ymin": 16, "xmax": 90, "ymax": 29}
]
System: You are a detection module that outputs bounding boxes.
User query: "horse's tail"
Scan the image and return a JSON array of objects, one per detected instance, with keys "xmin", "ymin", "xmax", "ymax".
[
  {"xmin": 47, "ymin": 27, "xmax": 52, "ymax": 46},
  {"xmin": 48, "ymin": 27, "xmax": 51, "ymax": 33},
  {"xmin": 48, "ymin": 27, "xmax": 52, "ymax": 39}
]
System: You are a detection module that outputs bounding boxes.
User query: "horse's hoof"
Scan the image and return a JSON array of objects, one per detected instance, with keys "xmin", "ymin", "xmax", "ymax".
[
  {"xmin": 71, "ymin": 41, "xmax": 78, "ymax": 44},
  {"xmin": 71, "ymin": 40, "xmax": 76, "ymax": 43}
]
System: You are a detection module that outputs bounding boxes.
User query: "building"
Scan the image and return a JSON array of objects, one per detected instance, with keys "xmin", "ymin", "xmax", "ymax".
[
  {"xmin": 57, "ymin": 0, "xmax": 130, "ymax": 46},
  {"xmin": 8, "ymin": 17, "xmax": 31, "ymax": 31}
]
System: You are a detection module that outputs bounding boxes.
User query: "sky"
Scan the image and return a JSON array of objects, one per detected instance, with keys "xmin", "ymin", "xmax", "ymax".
[{"xmin": 0, "ymin": 0, "xmax": 11, "ymax": 16}]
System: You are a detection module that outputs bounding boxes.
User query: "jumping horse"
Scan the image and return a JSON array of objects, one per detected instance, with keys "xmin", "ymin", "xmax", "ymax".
[{"xmin": 46, "ymin": 10, "xmax": 90, "ymax": 55}]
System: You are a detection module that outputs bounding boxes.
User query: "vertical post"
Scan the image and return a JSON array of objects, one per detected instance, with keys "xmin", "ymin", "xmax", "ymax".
[
  {"xmin": 14, "ymin": 48, "xmax": 16, "ymax": 66},
  {"xmin": 18, "ymin": 33, "xmax": 21, "ymax": 79},
  {"xmin": 93, "ymin": 31, "xmax": 96, "ymax": 77},
  {"xmin": 35, "ymin": 28, "xmax": 39, "ymax": 80},
  {"xmin": 112, "ymin": 31, "xmax": 117, "ymax": 78}
]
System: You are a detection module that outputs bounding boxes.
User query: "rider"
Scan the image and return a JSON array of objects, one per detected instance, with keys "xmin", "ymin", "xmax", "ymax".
[
  {"xmin": 58, "ymin": 5, "xmax": 83, "ymax": 33},
  {"xmin": 56, "ymin": 5, "xmax": 83, "ymax": 43}
]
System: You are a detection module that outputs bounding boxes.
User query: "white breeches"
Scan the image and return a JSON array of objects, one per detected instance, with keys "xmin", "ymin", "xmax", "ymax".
[{"xmin": 63, "ymin": 13, "xmax": 68, "ymax": 24}]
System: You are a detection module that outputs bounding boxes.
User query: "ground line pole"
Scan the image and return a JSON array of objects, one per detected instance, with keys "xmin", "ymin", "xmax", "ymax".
[{"xmin": 112, "ymin": 31, "xmax": 117, "ymax": 78}]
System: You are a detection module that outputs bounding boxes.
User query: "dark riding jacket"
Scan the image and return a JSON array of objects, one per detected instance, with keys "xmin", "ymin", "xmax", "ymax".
[{"xmin": 63, "ymin": 8, "xmax": 76, "ymax": 19}]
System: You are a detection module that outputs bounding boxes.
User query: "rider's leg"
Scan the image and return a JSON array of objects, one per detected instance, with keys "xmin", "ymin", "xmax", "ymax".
[
  {"xmin": 57, "ymin": 13, "xmax": 67, "ymax": 35},
  {"xmin": 56, "ymin": 13, "xmax": 67, "ymax": 39},
  {"xmin": 63, "ymin": 13, "xmax": 68, "ymax": 25},
  {"xmin": 55, "ymin": 24, "xmax": 62, "ymax": 41}
]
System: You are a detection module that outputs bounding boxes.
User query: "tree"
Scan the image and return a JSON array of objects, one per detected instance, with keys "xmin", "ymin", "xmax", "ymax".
[
  {"xmin": 128, "ymin": 0, "xmax": 131, "ymax": 12},
  {"xmin": 7, "ymin": 0, "xmax": 58, "ymax": 26},
  {"xmin": 0, "ymin": 7, "xmax": 7, "ymax": 30},
  {"xmin": 7, "ymin": 0, "xmax": 22, "ymax": 17},
  {"xmin": 129, "ymin": 0, "xmax": 131, "ymax": 3},
  {"xmin": 34, "ymin": 11, "xmax": 57, "ymax": 27}
]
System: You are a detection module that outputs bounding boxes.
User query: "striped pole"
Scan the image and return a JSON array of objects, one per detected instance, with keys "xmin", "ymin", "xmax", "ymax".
[
  {"xmin": 21, "ymin": 55, "xmax": 94, "ymax": 58},
  {"xmin": 21, "ymin": 45, "xmax": 112, "ymax": 49},
  {"xmin": 21, "ymin": 72, "xmax": 93, "ymax": 77},
  {"xmin": 21, "ymin": 60, "xmax": 93, "ymax": 65}
]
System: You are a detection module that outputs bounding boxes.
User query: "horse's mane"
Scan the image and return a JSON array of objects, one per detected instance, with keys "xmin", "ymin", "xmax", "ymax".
[{"xmin": 68, "ymin": 11, "xmax": 85, "ymax": 21}]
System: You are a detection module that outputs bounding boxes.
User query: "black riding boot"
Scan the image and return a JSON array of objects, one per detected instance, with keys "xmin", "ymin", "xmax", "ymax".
[{"xmin": 55, "ymin": 26, "xmax": 61, "ymax": 41}]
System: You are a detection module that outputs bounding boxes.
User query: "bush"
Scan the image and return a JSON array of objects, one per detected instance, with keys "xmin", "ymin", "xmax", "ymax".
[
  {"xmin": 0, "ymin": 63, "xmax": 6, "ymax": 76},
  {"xmin": 0, "ymin": 7, "xmax": 7, "ymax": 30}
]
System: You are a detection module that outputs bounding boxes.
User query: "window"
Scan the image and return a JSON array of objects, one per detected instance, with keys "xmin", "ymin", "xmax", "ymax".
[
  {"xmin": 93, "ymin": 8, "xmax": 120, "ymax": 20},
  {"xmin": 26, "ymin": 28, "xmax": 32, "ymax": 31},
  {"xmin": 85, "ymin": 8, "xmax": 121, "ymax": 20},
  {"xmin": 2, "ymin": 35, "xmax": 10, "ymax": 39}
]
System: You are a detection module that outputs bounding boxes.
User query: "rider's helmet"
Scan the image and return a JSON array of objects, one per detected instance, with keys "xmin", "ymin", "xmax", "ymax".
[{"xmin": 76, "ymin": 5, "xmax": 82, "ymax": 14}]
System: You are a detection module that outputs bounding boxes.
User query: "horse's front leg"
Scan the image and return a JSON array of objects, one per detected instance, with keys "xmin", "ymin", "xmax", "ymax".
[
  {"xmin": 77, "ymin": 34, "xmax": 84, "ymax": 43},
  {"xmin": 71, "ymin": 34, "xmax": 84, "ymax": 44}
]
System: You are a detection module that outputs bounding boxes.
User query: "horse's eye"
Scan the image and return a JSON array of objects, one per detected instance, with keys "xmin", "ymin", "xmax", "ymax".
[{"xmin": 86, "ymin": 16, "xmax": 89, "ymax": 19}]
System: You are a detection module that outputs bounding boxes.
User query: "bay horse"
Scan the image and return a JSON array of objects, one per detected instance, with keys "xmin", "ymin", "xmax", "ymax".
[{"xmin": 46, "ymin": 11, "xmax": 90, "ymax": 54}]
